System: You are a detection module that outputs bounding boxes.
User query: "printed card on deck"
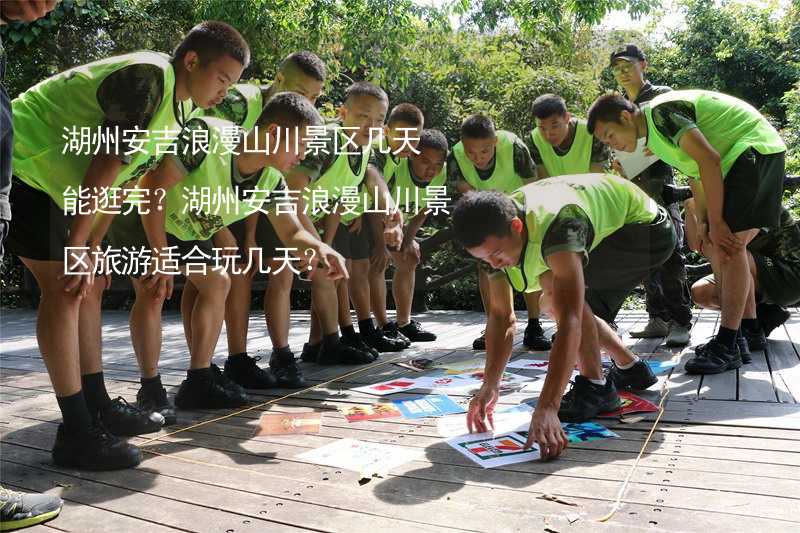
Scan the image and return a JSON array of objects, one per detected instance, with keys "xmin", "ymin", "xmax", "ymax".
[
  {"xmin": 505, "ymin": 359, "xmax": 551, "ymax": 371},
  {"xmin": 296, "ymin": 438, "xmax": 420, "ymax": 475},
  {"xmin": 645, "ymin": 359, "xmax": 679, "ymax": 374},
  {"xmin": 254, "ymin": 412, "xmax": 321, "ymax": 436},
  {"xmin": 447, "ymin": 431, "xmax": 540, "ymax": 468},
  {"xmin": 413, "ymin": 373, "xmax": 483, "ymax": 391},
  {"xmin": 598, "ymin": 391, "xmax": 659, "ymax": 418},
  {"xmin": 340, "ymin": 403, "xmax": 402, "ymax": 422},
  {"xmin": 436, "ymin": 403, "xmax": 533, "ymax": 438},
  {"xmin": 352, "ymin": 378, "xmax": 421, "ymax": 396},
  {"xmin": 392, "ymin": 394, "xmax": 465, "ymax": 419},
  {"xmin": 561, "ymin": 422, "xmax": 619, "ymax": 442}
]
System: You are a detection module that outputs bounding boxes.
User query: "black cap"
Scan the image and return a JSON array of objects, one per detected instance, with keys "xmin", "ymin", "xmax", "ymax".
[{"xmin": 610, "ymin": 44, "xmax": 646, "ymax": 65}]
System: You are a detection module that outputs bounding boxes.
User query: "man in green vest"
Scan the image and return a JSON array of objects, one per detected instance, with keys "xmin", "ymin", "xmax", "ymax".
[
  {"xmin": 588, "ymin": 91, "xmax": 787, "ymax": 374},
  {"xmin": 528, "ymin": 93, "xmax": 609, "ymax": 177},
  {"xmin": 97, "ymin": 93, "xmax": 345, "ymax": 422},
  {"xmin": 448, "ymin": 114, "xmax": 551, "ymax": 352},
  {"xmin": 687, "ymin": 199, "xmax": 800, "ymax": 351},
  {"xmin": 5, "ymin": 21, "xmax": 249, "ymax": 471},
  {"xmin": 264, "ymin": 81, "xmax": 403, "ymax": 365},
  {"xmin": 454, "ymin": 174, "xmax": 672, "ymax": 460},
  {"xmin": 202, "ymin": 50, "xmax": 326, "ymax": 129},
  {"xmin": 609, "ymin": 44, "xmax": 693, "ymax": 348}
]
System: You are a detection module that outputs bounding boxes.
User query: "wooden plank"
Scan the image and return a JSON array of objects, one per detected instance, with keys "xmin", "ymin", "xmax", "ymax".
[
  {"xmin": 766, "ymin": 323, "xmax": 800, "ymax": 403},
  {"xmin": 665, "ymin": 398, "xmax": 800, "ymax": 430},
  {"xmin": 738, "ymin": 348, "xmax": 779, "ymax": 402}
]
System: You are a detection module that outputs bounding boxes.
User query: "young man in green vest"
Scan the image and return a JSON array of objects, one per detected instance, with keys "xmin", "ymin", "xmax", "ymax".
[
  {"xmin": 588, "ymin": 91, "xmax": 787, "ymax": 374},
  {"xmin": 454, "ymin": 174, "xmax": 671, "ymax": 460},
  {"xmin": 266, "ymin": 81, "xmax": 403, "ymax": 365},
  {"xmin": 97, "ymin": 93, "xmax": 345, "ymax": 422},
  {"xmin": 202, "ymin": 50, "xmax": 326, "ymax": 129},
  {"xmin": 448, "ymin": 114, "xmax": 551, "ymax": 352},
  {"xmin": 5, "ymin": 21, "xmax": 249, "ymax": 470},
  {"xmin": 609, "ymin": 44, "xmax": 693, "ymax": 347},
  {"xmin": 687, "ymin": 199, "xmax": 800, "ymax": 352},
  {"xmin": 367, "ymin": 103, "xmax": 435, "ymax": 342},
  {"xmin": 528, "ymin": 93, "xmax": 609, "ymax": 177}
]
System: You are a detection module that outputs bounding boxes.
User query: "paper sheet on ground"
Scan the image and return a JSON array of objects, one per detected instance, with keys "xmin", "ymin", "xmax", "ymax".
[
  {"xmin": 296, "ymin": 438, "xmax": 420, "ymax": 476},
  {"xmin": 645, "ymin": 359, "xmax": 678, "ymax": 374},
  {"xmin": 598, "ymin": 391, "xmax": 659, "ymax": 418},
  {"xmin": 340, "ymin": 403, "xmax": 402, "ymax": 422},
  {"xmin": 253, "ymin": 412, "xmax": 321, "ymax": 436},
  {"xmin": 562, "ymin": 422, "xmax": 618, "ymax": 442},
  {"xmin": 393, "ymin": 394, "xmax": 466, "ymax": 419},
  {"xmin": 436, "ymin": 403, "xmax": 533, "ymax": 437},
  {"xmin": 447, "ymin": 431, "xmax": 540, "ymax": 468},
  {"xmin": 613, "ymin": 137, "xmax": 660, "ymax": 178},
  {"xmin": 434, "ymin": 358, "xmax": 487, "ymax": 374},
  {"xmin": 352, "ymin": 378, "xmax": 421, "ymax": 396},
  {"xmin": 505, "ymin": 359, "xmax": 550, "ymax": 371}
]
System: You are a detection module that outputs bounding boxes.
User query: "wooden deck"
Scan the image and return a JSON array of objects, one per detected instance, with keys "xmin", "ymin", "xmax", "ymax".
[{"xmin": 2, "ymin": 307, "xmax": 800, "ymax": 532}]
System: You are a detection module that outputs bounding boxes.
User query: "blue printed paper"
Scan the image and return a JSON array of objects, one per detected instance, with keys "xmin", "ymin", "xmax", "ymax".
[
  {"xmin": 393, "ymin": 394, "xmax": 466, "ymax": 419},
  {"xmin": 562, "ymin": 422, "xmax": 619, "ymax": 442},
  {"xmin": 646, "ymin": 360, "xmax": 678, "ymax": 375}
]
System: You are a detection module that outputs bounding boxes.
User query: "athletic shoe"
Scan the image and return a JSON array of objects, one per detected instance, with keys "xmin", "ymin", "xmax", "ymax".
[
  {"xmin": 340, "ymin": 333, "xmax": 380, "ymax": 358},
  {"xmin": 223, "ymin": 353, "xmax": 278, "ymax": 389},
  {"xmin": 629, "ymin": 317, "xmax": 669, "ymax": 338},
  {"xmin": 472, "ymin": 331, "xmax": 486, "ymax": 350},
  {"xmin": 0, "ymin": 487, "xmax": 62, "ymax": 531},
  {"xmin": 606, "ymin": 360, "xmax": 658, "ymax": 391},
  {"xmin": 318, "ymin": 340, "xmax": 377, "ymax": 365},
  {"xmin": 381, "ymin": 321, "xmax": 412, "ymax": 347},
  {"xmin": 397, "ymin": 320, "xmax": 437, "ymax": 342},
  {"xmin": 665, "ymin": 321, "xmax": 691, "ymax": 347},
  {"xmin": 685, "ymin": 340, "xmax": 742, "ymax": 375},
  {"xmin": 736, "ymin": 333, "xmax": 752, "ymax": 364},
  {"xmin": 362, "ymin": 328, "xmax": 406, "ymax": 352},
  {"xmin": 210, "ymin": 363, "xmax": 247, "ymax": 396},
  {"xmin": 558, "ymin": 376, "xmax": 622, "ymax": 423},
  {"xmin": 97, "ymin": 397, "xmax": 164, "ymax": 437},
  {"xmin": 757, "ymin": 302, "xmax": 791, "ymax": 338},
  {"xmin": 523, "ymin": 321, "xmax": 552, "ymax": 350},
  {"xmin": 174, "ymin": 372, "xmax": 248, "ymax": 409},
  {"xmin": 269, "ymin": 351, "xmax": 307, "ymax": 389},
  {"xmin": 136, "ymin": 384, "xmax": 177, "ymax": 426},
  {"xmin": 51, "ymin": 423, "xmax": 141, "ymax": 470},
  {"xmin": 744, "ymin": 328, "xmax": 767, "ymax": 352},
  {"xmin": 301, "ymin": 342, "xmax": 321, "ymax": 363}
]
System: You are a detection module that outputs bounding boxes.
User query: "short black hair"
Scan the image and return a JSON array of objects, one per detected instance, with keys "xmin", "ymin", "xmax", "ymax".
[
  {"xmin": 279, "ymin": 51, "xmax": 326, "ymax": 82},
  {"xmin": 532, "ymin": 94, "xmax": 568, "ymax": 120},
  {"xmin": 344, "ymin": 81, "xmax": 388, "ymax": 105},
  {"xmin": 417, "ymin": 128, "xmax": 448, "ymax": 155},
  {"xmin": 387, "ymin": 103, "xmax": 424, "ymax": 128},
  {"xmin": 586, "ymin": 92, "xmax": 637, "ymax": 134},
  {"xmin": 173, "ymin": 20, "xmax": 250, "ymax": 67},
  {"xmin": 256, "ymin": 91, "xmax": 323, "ymax": 128},
  {"xmin": 460, "ymin": 113, "xmax": 496, "ymax": 140},
  {"xmin": 452, "ymin": 191, "xmax": 517, "ymax": 249}
]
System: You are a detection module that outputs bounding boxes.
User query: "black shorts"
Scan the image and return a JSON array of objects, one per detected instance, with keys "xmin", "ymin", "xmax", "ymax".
[
  {"xmin": 106, "ymin": 210, "xmax": 215, "ymax": 277},
  {"xmin": 723, "ymin": 148, "xmax": 785, "ymax": 232},
  {"xmin": 330, "ymin": 220, "xmax": 372, "ymax": 260},
  {"xmin": 228, "ymin": 214, "xmax": 284, "ymax": 259},
  {"xmin": 5, "ymin": 177, "xmax": 70, "ymax": 261},
  {"xmin": 752, "ymin": 252, "xmax": 800, "ymax": 307},
  {"xmin": 584, "ymin": 207, "xmax": 676, "ymax": 323}
]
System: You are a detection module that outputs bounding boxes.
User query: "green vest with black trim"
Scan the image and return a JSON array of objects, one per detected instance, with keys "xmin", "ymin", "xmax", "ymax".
[
  {"xmin": 643, "ymin": 90, "xmax": 786, "ymax": 180},
  {"xmin": 503, "ymin": 173, "xmax": 659, "ymax": 293},
  {"xmin": 452, "ymin": 130, "xmax": 525, "ymax": 193},
  {"xmin": 12, "ymin": 51, "xmax": 187, "ymax": 208},
  {"xmin": 531, "ymin": 118, "xmax": 593, "ymax": 176},
  {"xmin": 389, "ymin": 158, "xmax": 447, "ymax": 216},
  {"xmin": 164, "ymin": 117, "xmax": 284, "ymax": 241},
  {"xmin": 199, "ymin": 82, "xmax": 264, "ymax": 132},
  {"xmin": 372, "ymin": 137, "xmax": 401, "ymax": 180},
  {"xmin": 308, "ymin": 125, "xmax": 371, "ymax": 223}
]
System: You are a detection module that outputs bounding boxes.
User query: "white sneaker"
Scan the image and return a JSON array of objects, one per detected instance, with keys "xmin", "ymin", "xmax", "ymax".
[
  {"xmin": 665, "ymin": 321, "xmax": 691, "ymax": 346},
  {"xmin": 630, "ymin": 317, "xmax": 670, "ymax": 338}
]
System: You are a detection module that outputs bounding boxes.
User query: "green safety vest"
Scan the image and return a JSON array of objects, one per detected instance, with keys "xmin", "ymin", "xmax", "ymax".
[
  {"xmin": 530, "ymin": 118, "xmax": 593, "ymax": 176},
  {"xmin": 389, "ymin": 158, "xmax": 447, "ymax": 216},
  {"xmin": 503, "ymin": 173, "xmax": 659, "ymax": 293},
  {"xmin": 308, "ymin": 125, "xmax": 371, "ymax": 222},
  {"xmin": 12, "ymin": 51, "xmax": 187, "ymax": 208},
  {"xmin": 643, "ymin": 90, "xmax": 786, "ymax": 180},
  {"xmin": 372, "ymin": 137, "xmax": 400, "ymax": 180},
  {"xmin": 164, "ymin": 117, "xmax": 284, "ymax": 241},
  {"xmin": 452, "ymin": 130, "xmax": 525, "ymax": 193},
  {"xmin": 198, "ymin": 82, "xmax": 263, "ymax": 131}
]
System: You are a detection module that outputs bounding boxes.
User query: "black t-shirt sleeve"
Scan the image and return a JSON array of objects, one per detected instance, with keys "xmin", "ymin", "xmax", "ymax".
[
  {"xmin": 512, "ymin": 138, "xmax": 537, "ymax": 180},
  {"xmin": 541, "ymin": 204, "xmax": 594, "ymax": 264},
  {"xmin": 96, "ymin": 63, "xmax": 165, "ymax": 163}
]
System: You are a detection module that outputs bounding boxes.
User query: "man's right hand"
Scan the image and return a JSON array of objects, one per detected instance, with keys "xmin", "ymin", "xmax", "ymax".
[{"xmin": 466, "ymin": 384, "xmax": 499, "ymax": 434}]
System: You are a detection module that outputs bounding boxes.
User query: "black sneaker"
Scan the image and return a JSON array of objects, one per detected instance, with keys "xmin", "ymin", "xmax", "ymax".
[
  {"xmin": 397, "ymin": 320, "xmax": 437, "ymax": 342},
  {"xmin": 523, "ymin": 322, "xmax": 552, "ymax": 350},
  {"xmin": 737, "ymin": 333, "xmax": 752, "ymax": 364},
  {"xmin": 341, "ymin": 332, "xmax": 380, "ymax": 358},
  {"xmin": 472, "ymin": 331, "xmax": 486, "ymax": 350},
  {"xmin": 382, "ymin": 321, "xmax": 413, "ymax": 346},
  {"xmin": 52, "ymin": 423, "xmax": 141, "ymax": 470},
  {"xmin": 136, "ymin": 385, "xmax": 177, "ymax": 426},
  {"xmin": 97, "ymin": 397, "xmax": 164, "ymax": 437},
  {"xmin": 558, "ymin": 376, "xmax": 622, "ymax": 423},
  {"xmin": 744, "ymin": 328, "xmax": 767, "ymax": 352},
  {"xmin": 685, "ymin": 340, "xmax": 742, "ymax": 375},
  {"xmin": 606, "ymin": 360, "xmax": 657, "ymax": 391},
  {"xmin": 175, "ymin": 372, "xmax": 249, "ymax": 409},
  {"xmin": 301, "ymin": 342, "xmax": 321, "ymax": 363},
  {"xmin": 757, "ymin": 302, "xmax": 791, "ymax": 338},
  {"xmin": 224, "ymin": 353, "xmax": 278, "ymax": 389},
  {"xmin": 0, "ymin": 486, "xmax": 63, "ymax": 530},
  {"xmin": 318, "ymin": 340, "xmax": 377, "ymax": 365},
  {"xmin": 362, "ymin": 328, "xmax": 406, "ymax": 353},
  {"xmin": 269, "ymin": 351, "xmax": 307, "ymax": 389},
  {"xmin": 210, "ymin": 363, "xmax": 247, "ymax": 396}
]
